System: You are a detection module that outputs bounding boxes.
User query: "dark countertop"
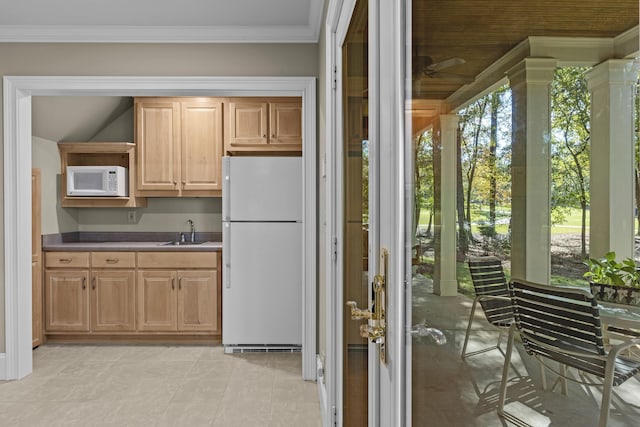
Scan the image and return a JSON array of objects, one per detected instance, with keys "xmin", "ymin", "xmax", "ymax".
[
  {"xmin": 43, "ymin": 241, "xmax": 222, "ymax": 252},
  {"xmin": 42, "ymin": 232, "xmax": 222, "ymax": 252}
]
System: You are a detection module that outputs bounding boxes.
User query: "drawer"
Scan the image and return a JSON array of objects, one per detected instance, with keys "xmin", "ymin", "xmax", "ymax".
[
  {"xmin": 45, "ymin": 251, "xmax": 90, "ymax": 268},
  {"xmin": 137, "ymin": 252, "xmax": 217, "ymax": 269},
  {"xmin": 91, "ymin": 252, "xmax": 136, "ymax": 268}
]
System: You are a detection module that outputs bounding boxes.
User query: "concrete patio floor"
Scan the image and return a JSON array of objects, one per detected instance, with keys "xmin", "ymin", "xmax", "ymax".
[{"xmin": 412, "ymin": 274, "xmax": 640, "ymax": 427}]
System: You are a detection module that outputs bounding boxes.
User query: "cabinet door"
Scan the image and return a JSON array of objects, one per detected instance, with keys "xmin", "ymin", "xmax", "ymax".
[
  {"xmin": 137, "ymin": 270, "xmax": 177, "ymax": 331},
  {"xmin": 91, "ymin": 270, "xmax": 136, "ymax": 332},
  {"xmin": 45, "ymin": 270, "xmax": 90, "ymax": 332},
  {"xmin": 269, "ymin": 102, "xmax": 303, "ymax": 149},
  {"xmin": 135, "ymin": 99, "xmax": 181, "ymax": 192},
  {"xmin": 181, "ymin": 99, "xmax": 223, "ymax": 192},
  {"xmin": 177, "ymin": 270, "xmax": 219, "ymax": 333},
  {"xmin": 32, "ymin": 260, "xmax": 42, "ymax": 346},
  {"xmin": 225, "ymin": 101, "xmax": 268, "ymax": 151}
]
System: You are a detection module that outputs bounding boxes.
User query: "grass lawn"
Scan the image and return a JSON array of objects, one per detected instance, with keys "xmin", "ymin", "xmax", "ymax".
[{"xmin": 419, "ymin": 260, "xmax": 588, "ymax": 299}]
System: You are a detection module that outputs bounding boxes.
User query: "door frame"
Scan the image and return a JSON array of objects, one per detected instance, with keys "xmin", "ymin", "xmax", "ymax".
[
  {"xmin": 320, "ymin": 0, "xmax": 410, "ymax": 426},
  {"xmin": 325, "ymin": 0, "xmax": 408, "ymax": 425},
  {"xmin": 2, "ymin": 75, "xmax": 316, "ymax": 381}
]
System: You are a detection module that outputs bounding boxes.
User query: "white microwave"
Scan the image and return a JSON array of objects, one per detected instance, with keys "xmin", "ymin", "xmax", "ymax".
[{"xmin": 66, "ymin": 166, "xmax": 128, "ymax": 197}]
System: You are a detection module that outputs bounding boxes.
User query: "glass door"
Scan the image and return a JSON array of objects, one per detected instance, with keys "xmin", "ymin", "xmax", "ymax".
[
  {"xmin": 341, "ymin": 0, "xmax": 370, "ymax": 425},
  {"xmin": 339, "ymin": 0, "xmax": 411, "ymax": 425}
]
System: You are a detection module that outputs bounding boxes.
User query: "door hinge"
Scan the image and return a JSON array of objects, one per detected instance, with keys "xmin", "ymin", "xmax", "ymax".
[
  {"xmin": 332, "ymin": 64, "xmax": 337, "ymax": 90},
  {"xmin": 332, "ymin": 236, "xmax": 338, "ymax": 262},
  {"xmin": 332, "ymin": 405, "xmax": 337, "ymax": 426}
]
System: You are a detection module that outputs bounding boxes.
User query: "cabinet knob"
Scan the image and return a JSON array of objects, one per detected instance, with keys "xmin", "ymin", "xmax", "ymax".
[
  {"xmin": 106, "ymin": 258, "xmax": 118, "ymax": 264},
  {"xmin": 82, "ymin": 277, "xmax": 86, "ymax": 290},
  {"xmin": 92, "ymin": 277, "xmax": 96, "ymax": 290},
  {"xmin": 60, "ymin": 258, "xmax": 72, "ymax": 263},
  {"xmin": 179, "ymin": 277, "xmax": 182, "ymax": 290},
  {"xmin": 172, "ymin": 277, "xmax": 175, "ymax": 290}
]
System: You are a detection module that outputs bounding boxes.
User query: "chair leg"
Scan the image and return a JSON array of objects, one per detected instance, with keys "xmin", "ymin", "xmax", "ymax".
[
  {"xmin": 598, "ymin": 361, "xmax": 617, "ymax": 427},
  {"xmin": 461, "ymin": 298, "xmax": 479, "ymax": 359},
  {"xmin": 497, "ymin": 324, "xmax": 516, "ymax": 417},
  {"xmin": 496, "ymin": 328, "xmax": 504, "ymax": 350},
  {"xmin": 538, "ymin": 357, "xmax": 547, "ymax": 391},
  {"xmin": 559, "ymin": 363, "xmax": 567, "ymax": 395}
]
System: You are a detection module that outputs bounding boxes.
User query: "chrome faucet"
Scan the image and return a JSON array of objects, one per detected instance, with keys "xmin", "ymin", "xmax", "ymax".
[{"xmin": 187, "ymin": 219, "xmax": 195, "ymax": 243}]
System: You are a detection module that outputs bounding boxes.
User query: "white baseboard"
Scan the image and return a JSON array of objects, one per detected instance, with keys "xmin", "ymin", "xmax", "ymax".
[
  {"xmin": 317, "ymin": 355, "xmax": 329, "ymax": 426},
  {"xmin": 0, "ymin": 353, "xmax": 6, "ymax": 380}
]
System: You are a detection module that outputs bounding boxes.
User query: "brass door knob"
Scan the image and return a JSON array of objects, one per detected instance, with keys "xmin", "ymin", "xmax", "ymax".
[{"xmin": 346, "ymin": 301, "xmax": 371, "ymax": 320}]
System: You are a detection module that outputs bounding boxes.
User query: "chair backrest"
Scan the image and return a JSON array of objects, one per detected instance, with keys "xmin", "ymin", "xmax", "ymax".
[
  {"xmin": 509, "ymin": 280, "xmax": 607, "ymax": 378},
  {"xmin": 468, "ymin": 256, "xmax": 512, "ymax": 326}
]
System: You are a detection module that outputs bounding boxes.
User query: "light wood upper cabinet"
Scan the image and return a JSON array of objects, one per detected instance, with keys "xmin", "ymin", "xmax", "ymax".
[
  {"xmin": 135, "ymin": 99, "xmax": 181, "ymax": 192},
  {"xmin": 225, "ymin": 97, "xmax": 302, "ymax": 154},
  {"xmin": 181, "ymin": 100, "xmax": 223, "ymax": 191},
  {"xmin": 91, "ymin": 270, "xmax": 136, "ymax": 332},
  {"xmin": 45, "ymin": 270, "xmax": 90, "ymax": 332},
  {"xmin": 226, "ymin": 101, "xmax": 269, "ymax": 147},
  {"xmin": 269, "ymin": 102, "xmax": 303, "ymax": 147},
  {"xmin": 135, "ymin": 97, "xmax": 223, "ymax": 197}
]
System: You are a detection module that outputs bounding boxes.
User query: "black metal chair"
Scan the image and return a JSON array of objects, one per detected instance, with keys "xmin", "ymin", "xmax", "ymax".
[
  {"xmin": 461, "ymin": 256, "xmax": 513, "ymax": 359},
  {"xmin": 498, "ymin": 280, "xmax": 640, "ymax": 427}
]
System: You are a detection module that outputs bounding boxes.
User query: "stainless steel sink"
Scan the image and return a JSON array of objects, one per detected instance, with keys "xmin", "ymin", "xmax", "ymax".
[{"xmin": 160, "ymin": 241, "xmax": 206, "ymax": 246}]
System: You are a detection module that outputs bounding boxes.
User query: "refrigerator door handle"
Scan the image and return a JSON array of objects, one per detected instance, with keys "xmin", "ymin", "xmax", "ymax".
[
  {"xmin": 222, "ymin": 157, "xmax": 231, "ymax": 221},
  {"xmin": 223, "ymin": 222, "xmax": 231, "ymax": 288}
]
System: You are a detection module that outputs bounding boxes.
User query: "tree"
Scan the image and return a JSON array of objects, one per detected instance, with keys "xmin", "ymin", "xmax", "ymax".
[
  {"xmin": 456, "ymin": 125, "xmax": 468, "ymax": 258},
  {"xmin": 459, "ymin": 98, "xmax": 489, "ymax": 228},
  {"xmin": 551, "ymin": 67, "xmax": 591, "ymax": 258},
  {"xmin": 414, "ymin": 131, "xmax": 434, "ymax": 239},
  {"xmin": 488, "ymin": 90, "xmax": 502, "ymax": 230}
]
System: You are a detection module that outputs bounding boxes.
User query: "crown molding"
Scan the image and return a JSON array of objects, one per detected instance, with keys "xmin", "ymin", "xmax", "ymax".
[{"xmin": 0, "ymin": 23, "xmax": 321, "ymax": 44}]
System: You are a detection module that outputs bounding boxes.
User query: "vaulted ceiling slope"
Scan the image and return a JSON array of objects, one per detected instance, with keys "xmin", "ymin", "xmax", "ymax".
[{"xmin": 0, "ymin": 0, "xmax": 326, "ymax": 43}]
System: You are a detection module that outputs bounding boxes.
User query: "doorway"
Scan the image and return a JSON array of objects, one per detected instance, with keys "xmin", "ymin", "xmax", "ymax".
[{"xmin": 2, "ymin": 76, "xmax": 317, "ymax": 380}]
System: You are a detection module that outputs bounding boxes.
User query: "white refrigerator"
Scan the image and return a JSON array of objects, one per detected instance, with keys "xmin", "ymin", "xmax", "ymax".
[{"xmin": 222, "ymin": 156, "xmax": 302, "ymax": 349}]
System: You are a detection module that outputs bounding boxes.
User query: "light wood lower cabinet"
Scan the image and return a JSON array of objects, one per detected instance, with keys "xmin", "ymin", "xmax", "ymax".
[
  {"xmin": 44, "ymin": 250, "xmax": 220, "ymax": 340},
  {"xmin": 137, "ymin": 252, "xmax": 220, "ymax": 334},
  {"xmin": 137, "ymin": 270, "xmax": 178, "ymax": 331},
  {"xmin": 178, "ymin": 270, "xmax": 219, "ymax": 332},
  {"xmin": 91, "ymin": 270, "xmax": 136, "ymax": 332},
  {"xmin": 45, "ymin": 270, "xmax": 90, "ymax": 332}
]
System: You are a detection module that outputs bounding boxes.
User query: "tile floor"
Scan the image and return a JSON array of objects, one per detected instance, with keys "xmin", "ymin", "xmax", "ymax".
[
  {"xmin": 4, "ymin": 280, "xmax": 640, "ymax": 427},
  {"xmin": 0, "ymin": 345, "xmax": 321, "ymax": 426},
  {"xmin": 413, "ymin": 274, "xmax": 640, "ymax": 426}
]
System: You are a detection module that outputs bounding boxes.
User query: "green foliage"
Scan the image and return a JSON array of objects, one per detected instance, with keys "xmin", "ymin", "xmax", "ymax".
[
  {"xmin": 620, "ymin": 258, "xmax": 640, "ymax": 287},
  {"xmin": 583, "ymin": 252, "xmax": 640, "ymax": 287}
]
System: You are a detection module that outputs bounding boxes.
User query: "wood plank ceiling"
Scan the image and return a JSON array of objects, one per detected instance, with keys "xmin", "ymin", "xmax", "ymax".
[{"xmin": 412, "ymin": 0, "xmax": 639, "ymax": 99}]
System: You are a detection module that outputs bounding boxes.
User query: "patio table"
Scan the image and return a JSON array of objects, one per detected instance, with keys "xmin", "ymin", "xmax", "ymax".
[{"xmin": 598, "ymin": 301, "xmax": 640, "ymax": 333}]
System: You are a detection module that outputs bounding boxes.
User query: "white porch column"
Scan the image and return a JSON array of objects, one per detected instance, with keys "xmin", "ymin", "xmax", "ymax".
[
  {"xmin": 433, "ymin": 114, "xmax": 459, "ymax": 296},
  {"xmin": 507, "ymin": 58, "xmax": 557, "ymax": 283},
  {"xmin": 585, "ymin": 59, "xmax": 640, "ymax": 260}
]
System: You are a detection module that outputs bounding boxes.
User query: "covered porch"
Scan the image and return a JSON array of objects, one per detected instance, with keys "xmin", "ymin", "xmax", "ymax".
[{"xmin": 412, "ymin": 276, "xmax": 640, "ymax": 426}]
